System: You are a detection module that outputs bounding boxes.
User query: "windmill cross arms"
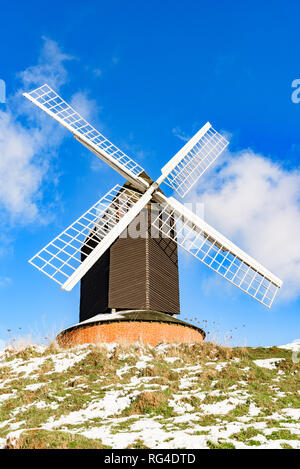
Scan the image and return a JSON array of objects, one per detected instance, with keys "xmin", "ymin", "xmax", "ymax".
[
  {"xmin": 29, "ymin": 184, "xmax": 156, "ymax": 292},
  {"xmin": 23, "ymin": 85, "xmax": 149, "ymax": 192},
  {"xmin": 157, "ymin": 123, "xmax": 229, "ymax": 198},
  {"xmin": 152, "ymin": 196, "xmax": 282, "ymax": 308}
]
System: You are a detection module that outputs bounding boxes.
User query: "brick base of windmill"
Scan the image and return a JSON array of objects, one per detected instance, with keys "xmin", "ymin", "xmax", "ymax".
[{"xmin": 56, "ymin": 310, "xmax": 205, "ymax": 347}]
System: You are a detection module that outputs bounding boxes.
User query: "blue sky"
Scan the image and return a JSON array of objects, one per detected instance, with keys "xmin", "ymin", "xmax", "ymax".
[{"xmin": 0, "ymin": 0, "xmax": 300, "ymax": 347}]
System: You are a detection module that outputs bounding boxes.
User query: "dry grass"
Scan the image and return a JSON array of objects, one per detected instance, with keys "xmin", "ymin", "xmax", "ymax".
[
  {"xmin": 134, "ymin": 391, "xmax": 168, "ymax": 413},
  {"xmin": 122, "ymin": 391, "xmax": 175, "ymax": 418},
  {"xmin": 5, "ymin": 429, "xmax": 107, "ymax": 449}
]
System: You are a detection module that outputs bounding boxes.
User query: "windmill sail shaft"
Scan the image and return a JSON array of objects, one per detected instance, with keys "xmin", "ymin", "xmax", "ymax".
[
  {"xmin": 62, "ymin": 185, "xmax": 156, "ymax": 290},
  {"xmin": 29, "ymin": 185, "xmax": 137, "ymax": 286},
  {"xmin": 23, "ymin": 84, "xmax": 148, "ymax": 190},
  {"xmin": 29, "ymin": 185, "xmax": 154, "ymax": 292},
  {"xmin": 152, "ymin": 196, "xmax": 282, "ymax": 308},
  {"xmin": 74, "ymin": 134, "xmax": 148, "ymax": 192}
]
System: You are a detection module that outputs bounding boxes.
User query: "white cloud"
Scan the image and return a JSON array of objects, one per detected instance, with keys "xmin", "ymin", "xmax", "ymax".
[
  {"xmin": 187, "ymin": 150, "xmax": 300, "ymax": 301},
  {"xmin": 70, "ymin": 91, "xmax": 99, "ymax": 121},
  {"xmin": 0, "ymin": 276, "xmax": 11, "ymax": 288},
  {"xmin": 90, "ymin": 158, "xmax": 110, "ymax": 173},
  {"xmin": 69, "ymin": 91, "xmax": 109, "ymax": 174},
  {"xmin": 93, "ymin": 68, "xmax": 102, "ymax": 77},
  {"xmin": 0, "ymin": 37, "xmax": 73, "ymax": 227},
  {"xmin": 18, "ymin": 36, "xmax": 74, "ymax": 91},
  {"xmin": 0, "ymin": 109, "xmax": 46, "ymax": 223},
  {"xmin": 172, "ymin": 127, "xmax": 190, "ymax": 142}
]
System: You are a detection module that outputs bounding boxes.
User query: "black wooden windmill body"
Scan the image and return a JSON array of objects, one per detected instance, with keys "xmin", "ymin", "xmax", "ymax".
[
  {"xmin": 24, "ymin": 85, "xmax": 282, "ymax": 344},
  {"xmin": 79, "ymin": 180, "xmax": 180, "ymax": 323}
]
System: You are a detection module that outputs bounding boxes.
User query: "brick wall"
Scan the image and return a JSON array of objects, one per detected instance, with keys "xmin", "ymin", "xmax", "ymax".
[{"xmin": 58, "ymin": 321, "xmax": 204, "ymax": 347}]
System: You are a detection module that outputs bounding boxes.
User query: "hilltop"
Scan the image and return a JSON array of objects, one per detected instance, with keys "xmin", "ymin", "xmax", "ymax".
[{"xmin": 0, "ymin": 341, "xmax": 299, "ymax": 449}]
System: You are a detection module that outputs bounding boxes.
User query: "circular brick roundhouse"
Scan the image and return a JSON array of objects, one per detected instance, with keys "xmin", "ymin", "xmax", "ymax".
[{"xmin": 57, "ymin": 310, "xmax": 205, "ymax": 347}]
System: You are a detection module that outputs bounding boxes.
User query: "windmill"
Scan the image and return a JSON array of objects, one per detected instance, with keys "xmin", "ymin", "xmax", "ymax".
[{"xmin": 24, "ymin": 84, "xmax": 283, "ymax": 346}]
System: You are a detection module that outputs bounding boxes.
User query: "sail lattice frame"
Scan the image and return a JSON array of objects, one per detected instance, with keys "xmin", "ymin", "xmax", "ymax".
[
  {"xmin": 162, "ymin": 124, "xmax": 228, "ymax": 198},
  {"xmin": 29, "ymin": 185, "xmax": 141, "ymax": 286},
  {"xmin": 24, "ymin": 84, "xmax": 144, "ymax": 177},
  {"xmin": 151, "ymin": 201, "xmax": 281, "ymax": 308}
]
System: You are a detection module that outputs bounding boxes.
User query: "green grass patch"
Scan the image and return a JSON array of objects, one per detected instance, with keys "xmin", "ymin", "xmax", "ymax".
[
  {"xmin": 266, "ymin": 430, "xmax": 300, "ymax": 441},
  {"xmin": 231, "ymin": 427, "xmax": 264, "ymax": 442},
  {"xmin": 207, "ymin": 440, "xmax": 235, "ymax": 449},
  {"xmin": 281, "ymin": 443, "xmax": 293, "ymax": 449}
]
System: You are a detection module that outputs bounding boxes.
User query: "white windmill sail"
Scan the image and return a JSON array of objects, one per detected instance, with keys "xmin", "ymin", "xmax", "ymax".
[
  {"xmin": 151, "ymin": 196, "xmax": 282, "ymax": 308},
  {"xmin": 158, "ymin": 123, "xmax": 228, "ymax": 198},
  {"xmin": 30, "ymin": 184, "xmax": 156, "ymax": 291},
  {"xmin": 23, "ymin": 84, "xmax": 148, "ymax": 191}
]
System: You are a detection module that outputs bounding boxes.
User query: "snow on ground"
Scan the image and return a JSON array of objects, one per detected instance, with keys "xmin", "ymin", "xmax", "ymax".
[
  {"xmin": 51, "ymin": 350, "xmax": 91, "ymax": 373},
  {"xmin": 282, "ymin": 408, "xmax": 300, "ymax": 420},
  {"xmin": 0, "ymin": 356, "xmax": 47, "ymax": 378},
  {"xmin": 24, "ymin": 383, "xmax": 45, "ymax": 391},
  {"xmin": 0, "ymin": 342, "xmax": 299, "ymax": 449},
  {"xmin": 0, "ymin": 393, "xmax": 15, "ymax": 402},
  {"xmin": 253, "ymin": 358, "xmax": 285, "ymax": 370}
]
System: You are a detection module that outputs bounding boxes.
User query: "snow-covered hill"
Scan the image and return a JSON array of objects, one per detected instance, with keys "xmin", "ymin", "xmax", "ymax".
[
  {"xmin": 279, "ymin": 341, "xmax": 300, "ymax": 352},
  {"xmin": 0, "ymin": 341, "xmax": 299, "ymax": 449}
]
